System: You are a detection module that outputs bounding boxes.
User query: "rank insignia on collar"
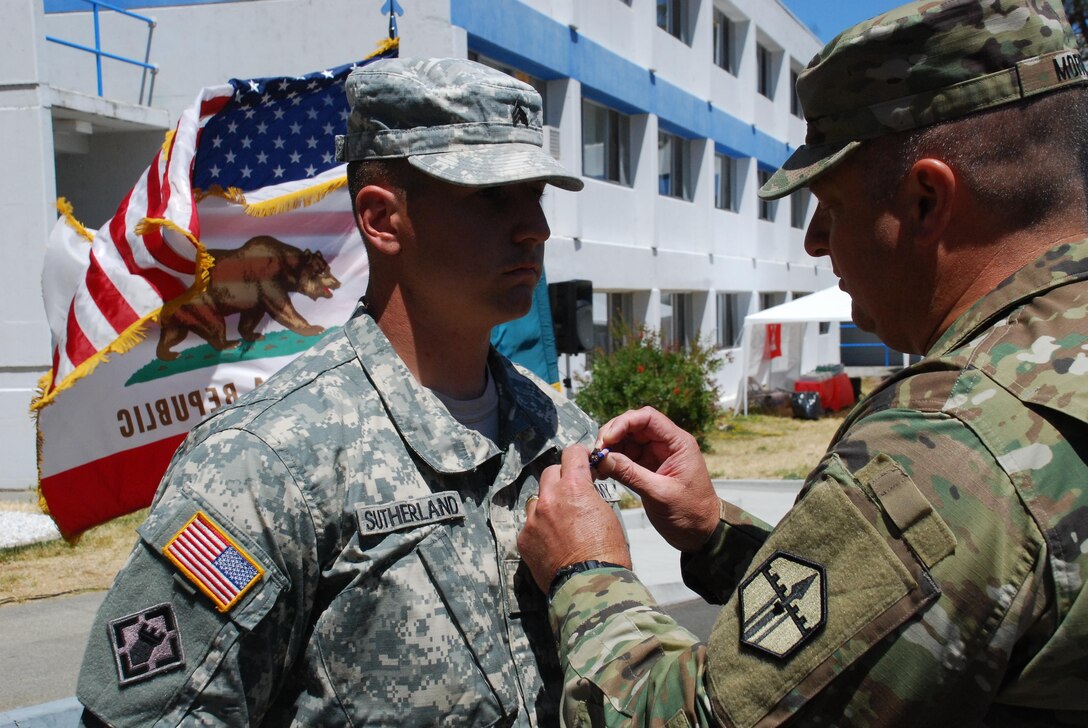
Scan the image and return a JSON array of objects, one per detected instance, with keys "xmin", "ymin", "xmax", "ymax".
[
  {"xmin": 163, "ymin": 511, "xmax": 264, "ymax": 613},
  {"xmin": 108, "ymin": 603, "xmax": 185, "ymax": 686},
  {"xmin": 738, "ymin": 550, "xmax": 826, "ymax": 660}
]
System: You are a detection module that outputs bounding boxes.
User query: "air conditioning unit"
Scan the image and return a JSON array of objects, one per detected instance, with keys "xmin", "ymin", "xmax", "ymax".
[{"xmin": 543, "ymin": 125, "xmax": 561, "ymax": 160}]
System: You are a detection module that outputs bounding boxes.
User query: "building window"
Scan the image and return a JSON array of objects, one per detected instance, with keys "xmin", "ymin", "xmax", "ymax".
[
  {"xmin": 760, "ymin": 291, "xmax": 786, "ymax": 310},
  {"xmin": 658, "ymin": 131, "xmax": 691, "ymax": 200},
  {"xmin": 714, "ymin": 152, "xmax": 738, "ymax": 211},
  {"xmin": 582, "ymin": 98, "xmax": 631, "ymax": 186},
  {"xmin": 790, "ymin": 67, "xmax": 803, "ymax": 118},
  {"xmin": 661, "ymin": 292, "xmax": 695, "ymax": 348},
  {"xmin": 716, "ymin": 292, "xmax": 748, "ymax": 348},
  {"xmin": 713, "ymin": 10, "xmax": 733, "ymax": 74},
  {"xmin": 758, "ymin": 169, "xmax": 777, "ymax": 221},
  {"xmin": 657, "ymin": 0, "xmax": 688, "ymax": 43},
  {"xmin": 757, "ymin": 44, "xmax": 774, "ymax": 99},
  {"xmin": 593, "ymin": 292, "xmax": 635, "ymax": 356},
  {"xmin": 791, "ymin": 189, "xmax": 810, "ymax": 228},
  {"xmin": 468, "ymin": 51, "xmax": 548, "ymax": 119}
]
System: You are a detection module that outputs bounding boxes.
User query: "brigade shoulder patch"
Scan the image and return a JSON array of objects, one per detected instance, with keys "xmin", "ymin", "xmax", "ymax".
[
  {"xmin": 108, "ymin": 603, "xmax": 185, "ymax": 686},
  {"xmin": 356, "ymin": 492, "xmax": 464, "ymax": 536},
  {"xmin": 738, "ymin": 550, "xmax": 826, "ymax": 660},
  {"xmin": 163, "ymin": 511, "xmax": 264, "ymax": 613}
]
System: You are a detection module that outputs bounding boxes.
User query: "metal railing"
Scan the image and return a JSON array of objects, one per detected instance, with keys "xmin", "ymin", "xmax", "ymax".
[{"xmin": 45, "ymin": 0, "xmax": 158, "ymax": 105}]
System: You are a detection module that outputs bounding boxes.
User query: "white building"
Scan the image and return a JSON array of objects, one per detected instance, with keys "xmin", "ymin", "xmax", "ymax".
[{"xmin": 3, "ymin": 0, "xmax": 836, "ymax": 491}]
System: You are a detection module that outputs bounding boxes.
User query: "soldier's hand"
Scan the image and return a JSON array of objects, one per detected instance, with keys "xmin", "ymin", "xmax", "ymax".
[
  {"xmin": 596, "ymin": 407, "xmax": 719, "ymax": 552},
  {"xmin": 519, "ymin": 445, "xmax": 632, "ymax": 593}
]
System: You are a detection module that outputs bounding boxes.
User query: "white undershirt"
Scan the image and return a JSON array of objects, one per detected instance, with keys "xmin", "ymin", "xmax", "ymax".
[{"xmin": 430, "ymin": 367, "xmax": 500, "ymax": 443}]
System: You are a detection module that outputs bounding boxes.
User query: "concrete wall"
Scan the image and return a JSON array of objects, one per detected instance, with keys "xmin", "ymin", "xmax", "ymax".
[{"xmin": 2, "ymin": 1, "xmax": 58, "ymax": 489}]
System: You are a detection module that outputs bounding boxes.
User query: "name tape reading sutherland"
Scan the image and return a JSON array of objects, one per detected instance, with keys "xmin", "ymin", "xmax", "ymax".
[{"xmin": 355, "ymin": 492, "xmax": 464, "ymax": 536}]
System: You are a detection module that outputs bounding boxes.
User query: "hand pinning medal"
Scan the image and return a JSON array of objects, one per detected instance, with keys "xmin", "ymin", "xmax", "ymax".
[{"xmin": 589, "ymin": 448, "xmax": 610, "ymax": 469}]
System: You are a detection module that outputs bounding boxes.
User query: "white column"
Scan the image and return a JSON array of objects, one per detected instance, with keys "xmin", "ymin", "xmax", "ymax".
[{"xmin": 0, "ymin": 0, "xmax": 54, "ymax": 490}]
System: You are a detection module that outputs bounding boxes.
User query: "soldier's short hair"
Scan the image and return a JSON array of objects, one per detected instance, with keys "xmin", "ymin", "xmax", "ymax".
[{"xmin": 858, "ymin": 87, "xmax": 1088, "ymax": 226}]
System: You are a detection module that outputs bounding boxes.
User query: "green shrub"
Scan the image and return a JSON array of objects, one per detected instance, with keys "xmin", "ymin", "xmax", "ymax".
[{"xmin": 575, "ymin": 326, "xmax": 722, "ymax": 450}]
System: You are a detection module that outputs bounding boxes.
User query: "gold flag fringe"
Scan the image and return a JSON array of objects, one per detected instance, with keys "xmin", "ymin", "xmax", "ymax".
[
  {"xmin": 195, "ymin": 185, "xmax": 247, "ymax": 205},
  {"xmin": 371, "ymin": 36, "xmax": 399, "ymax": 56},
  {"xmin": 55, "ymin": 198, "xmax": 94, "ymax": 243},
  {"xmin": 195, "ymin": 176, "xmax": 347, "ymax": 217},
  {"xmin": 161, "ymin": 129, "xmax": 176, "ymax": 158},
  {"xmin": 134, "ymin": 217, "xmax": 216, "ymax": 323},
  {"xmin": 242, "ymin": 175, "xmax": 348, "ymax": 217}
]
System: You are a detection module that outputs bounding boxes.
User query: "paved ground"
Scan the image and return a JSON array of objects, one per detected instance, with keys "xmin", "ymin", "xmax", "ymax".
[
  {"xmin": 0, "ymin": 591, "xmax": 105, "ymax": 713},
  {"xmin": 0, "ymin": 589, "xmax": 721, "ymax": 720}
]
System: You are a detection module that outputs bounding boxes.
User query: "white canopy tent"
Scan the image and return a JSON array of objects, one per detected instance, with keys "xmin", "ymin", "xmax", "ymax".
[{"xmin": 738, "ymin": 286, "xmax": 853, "ymax": 414}]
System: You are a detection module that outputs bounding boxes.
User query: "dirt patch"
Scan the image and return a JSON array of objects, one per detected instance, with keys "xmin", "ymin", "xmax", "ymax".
[
  {"xmin": 0, "ymin": 508, "xmax": 145, "ymax": 605},
  {"xmin": 703, "ymin": 412, "xmax": 844, "ymax": 480}
]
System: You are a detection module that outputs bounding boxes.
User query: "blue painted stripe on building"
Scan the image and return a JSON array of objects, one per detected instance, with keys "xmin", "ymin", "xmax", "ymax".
[{"xmin": 451, "ymin": 0, "xmax": 792, "ymax": 168}]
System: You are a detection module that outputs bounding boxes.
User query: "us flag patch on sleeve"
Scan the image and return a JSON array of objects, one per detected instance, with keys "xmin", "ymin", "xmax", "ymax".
[{"xmin": 163, "ymin": 511, "xmax": 264, "ymax": 612}]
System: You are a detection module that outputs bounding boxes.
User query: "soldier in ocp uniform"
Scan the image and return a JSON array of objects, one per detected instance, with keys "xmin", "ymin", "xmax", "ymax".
[
  {"xmin": 519, "ymin": 0, "xmax": 1088, "ymax": 725},
  {"xmin": 76, "ymin": 58, "xmax": 622, "ymax": 726}
]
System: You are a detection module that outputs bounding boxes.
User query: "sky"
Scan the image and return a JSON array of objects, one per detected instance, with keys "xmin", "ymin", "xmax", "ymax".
[{"xmin": 778, "ymin": 0, "xmax": 903, "ymax": 43}]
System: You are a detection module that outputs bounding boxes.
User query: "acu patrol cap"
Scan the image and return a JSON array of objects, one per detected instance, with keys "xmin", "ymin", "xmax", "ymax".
[
  {"xmin": 335, "ymin": 57, "xmax": 584, "ymax": 191},
  {"xmin": 760, "ymin": 0, "xmax": 1088, "ymax": 200}
]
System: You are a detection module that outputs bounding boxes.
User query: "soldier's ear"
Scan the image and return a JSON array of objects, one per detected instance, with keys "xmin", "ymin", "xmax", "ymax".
[
  {"xmin": 904, "ymin": 158, "xmax": 955, "ymax": 247},
  {"xmin": 355, "ymin": 185, "xmax": 403, "ymax": 256}
]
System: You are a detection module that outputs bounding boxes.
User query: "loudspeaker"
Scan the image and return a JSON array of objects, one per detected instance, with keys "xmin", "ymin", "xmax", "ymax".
[{"xmin": 549, "ymin": 279, "xmax": 594, "ymax": 354}]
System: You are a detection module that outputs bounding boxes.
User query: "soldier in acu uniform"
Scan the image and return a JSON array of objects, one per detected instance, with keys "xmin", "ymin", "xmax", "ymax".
[
  {"xmin": 76, "ymin": 58, "xmax": 625, "ymax": 726},
  {"xmin": 519, "ymin": 1, "xmax": 1088, "ymax": 725}
]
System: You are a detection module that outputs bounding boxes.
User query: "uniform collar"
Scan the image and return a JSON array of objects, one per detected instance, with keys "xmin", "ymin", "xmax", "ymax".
[
  {"xmin": 928, "ymin": 238, "xmax": 1088, "ymax": 357},
  {"xmin": 343, "ymin": 308, "xmax": 569, "ymax": 474}
]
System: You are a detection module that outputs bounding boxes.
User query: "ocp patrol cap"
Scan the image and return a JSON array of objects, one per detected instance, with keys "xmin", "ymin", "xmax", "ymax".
[
  {"xmin": 336, "ymin": 57, "xmax": 584, "ymax": 191},
  {"xmin": 760, "ymin": 0, "xmax": 1088, "ymax": 200}
]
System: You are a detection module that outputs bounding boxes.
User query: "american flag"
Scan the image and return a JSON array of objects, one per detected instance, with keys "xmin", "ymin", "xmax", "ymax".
[
  {"xmin": 37, "ymin": 46, "xmax": 397, "ymax": 407},
  {"xmin": 192, "ymin": 66, "xmax": 355, "ymax": 195},
  {"xmin": 164, "ymin": 512, "xmax": 263, "ymax": 612}
]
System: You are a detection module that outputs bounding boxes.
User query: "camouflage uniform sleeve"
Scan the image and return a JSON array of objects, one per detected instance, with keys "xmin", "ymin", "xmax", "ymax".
[
  {"xmin": 77, "ymin": 429, "xmax": 319, "ymax": 727},
  {"xmin": 681, "ymin": 502, "xmax": 772, "ymax": 605},
  {"xmin": 549, "ymin": 567, "xmax": 719, "ymax": 727},
  {"xmin": 701, "ymin": 406, "xmax": 1049, "ymax": 726},
  {"xmin": 550, "ymin": 407, "xmax": 1051, "ymax": 726}
]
